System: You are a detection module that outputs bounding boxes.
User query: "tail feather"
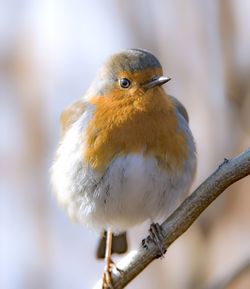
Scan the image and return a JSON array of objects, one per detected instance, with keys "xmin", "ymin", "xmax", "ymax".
[{"xmin": 96, "ymin": 231, "xmax": 128, "ymax": 259}]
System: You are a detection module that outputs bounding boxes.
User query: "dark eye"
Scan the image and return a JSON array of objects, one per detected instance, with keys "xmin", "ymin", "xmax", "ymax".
[{"xmin": 119, "ymin": 78, "xmax": 131, "ymax": 88}]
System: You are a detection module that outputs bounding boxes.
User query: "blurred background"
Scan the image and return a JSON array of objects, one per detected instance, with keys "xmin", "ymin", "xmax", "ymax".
[{"xmin": 1, "ymin": 0, "xmax": 250, "ymax": 288}]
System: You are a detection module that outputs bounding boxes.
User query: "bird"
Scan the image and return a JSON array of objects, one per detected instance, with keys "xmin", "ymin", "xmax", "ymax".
[{"xmin": 51, "ymin": 48, "xmax": 197, "ymax": 288}]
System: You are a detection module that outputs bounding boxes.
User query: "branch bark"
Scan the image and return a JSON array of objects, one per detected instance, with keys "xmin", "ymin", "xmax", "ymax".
[{"xmin": 94, "ymin": 148, "xmax": 250, "ymax": 289}]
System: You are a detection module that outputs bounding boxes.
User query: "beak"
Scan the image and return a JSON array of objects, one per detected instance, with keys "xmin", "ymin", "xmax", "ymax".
[{"xmin": 143, "ymin": 76, "xmax": 171, "ymax": 89}]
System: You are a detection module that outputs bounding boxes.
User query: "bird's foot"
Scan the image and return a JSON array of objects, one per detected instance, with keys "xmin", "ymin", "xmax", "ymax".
[
  {"xmin": 101, "ymin": 257, "xmax": 124, "ymax": 288},
  {"xmin": 142, "ymin": 223, "xmax": 166, "ymax": 258},
  {"xmin": 102, "ymin": 257, "xmax": 113, "ymax": 289},
  {"xmin": 109, "ymin": 259, "xmax": 124, "ymax": 277}
]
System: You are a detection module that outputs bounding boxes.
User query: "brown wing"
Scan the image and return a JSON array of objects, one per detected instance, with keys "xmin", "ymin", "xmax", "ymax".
[
  {"xmin": 60, "ymin": 100, "xmax": 85, "ymax": 138},
  {"xmin": 168, "ymin": 95, "xmax": 189, "ymax": 123}
]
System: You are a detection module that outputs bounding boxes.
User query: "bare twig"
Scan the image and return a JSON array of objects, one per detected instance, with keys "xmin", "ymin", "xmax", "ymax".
[{"xmin": 94, "ymin": 148, "xmax": 250, "ymax": 289}]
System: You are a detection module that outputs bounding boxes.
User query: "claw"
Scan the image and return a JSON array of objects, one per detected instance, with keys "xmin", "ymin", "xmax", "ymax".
[
  {"xmin": 102, "ymin": 262, "xmax": 113, "ymax": 289},
  {"xmin": 109, "ymin": 259, "xmax": 124, "ymax": 276},
  {"xmin": 149, "ymin": 223, "xmax": 166, "ymax": 257},
  {"xmin": 142, "ymin": 223, "xmax": 166, "ymax": 258},
  {"xmin": 101, "ymin": 230, "xmax": 114, "ymax": 289}
]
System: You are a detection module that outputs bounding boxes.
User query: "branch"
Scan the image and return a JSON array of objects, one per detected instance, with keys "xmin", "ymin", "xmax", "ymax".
[{"xmin": 94, "ymin": 148, "xmax": 250, "ymax": 289}]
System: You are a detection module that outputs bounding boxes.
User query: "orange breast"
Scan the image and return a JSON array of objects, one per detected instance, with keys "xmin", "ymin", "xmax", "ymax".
[{"xmin": 84, "ymin": 87, "xmax": 188, "ymax": 172}]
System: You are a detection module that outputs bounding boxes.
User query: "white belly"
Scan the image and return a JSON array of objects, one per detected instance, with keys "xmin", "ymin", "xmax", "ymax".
[{"xmin": 51, "ymin": 112, "xmax": 196, "ymax": 231}]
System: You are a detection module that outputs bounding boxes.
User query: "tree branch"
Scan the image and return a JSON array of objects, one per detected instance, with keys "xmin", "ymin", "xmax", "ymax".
[{"xmin": 94, "ymin": 148, "xmax": 250, "ymax": 289}]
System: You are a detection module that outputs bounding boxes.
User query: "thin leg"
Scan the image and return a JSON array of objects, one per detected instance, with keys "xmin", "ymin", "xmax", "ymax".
[
  {"xmin": 102, "ymin": 230, "xmax": 113, "ymax": 288},
  {"xmin": 105, "ymin": 230, "xmax": 113, "ymax": 284}
]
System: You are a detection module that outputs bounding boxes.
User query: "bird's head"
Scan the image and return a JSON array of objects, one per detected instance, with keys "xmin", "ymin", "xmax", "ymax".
[{"xmin": 86, "ymin": 49, "xmax": 171, "ymax": 100}]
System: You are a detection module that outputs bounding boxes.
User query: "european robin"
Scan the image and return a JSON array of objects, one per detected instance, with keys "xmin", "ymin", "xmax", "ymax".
[{"xmin": 51, "ymin": 49, "xmax": 197, "ymax": 288}]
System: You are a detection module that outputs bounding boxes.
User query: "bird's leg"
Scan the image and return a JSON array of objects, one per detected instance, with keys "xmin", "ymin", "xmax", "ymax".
[
  {"xmin": 102, "ymin": 230, "xmax": 113, "ymax": 289},
  {"xmin": 142, "ymin": 223, "xmax": 166, "ymax": 258}
]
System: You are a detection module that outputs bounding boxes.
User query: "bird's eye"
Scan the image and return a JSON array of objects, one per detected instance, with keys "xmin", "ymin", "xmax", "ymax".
[{"xmin": 119, "ymin": 78, "xmax": 131, "ymax": 88}]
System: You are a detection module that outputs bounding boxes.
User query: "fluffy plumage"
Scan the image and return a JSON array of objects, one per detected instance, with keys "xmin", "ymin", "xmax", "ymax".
[{"xmin": 51, "ymin": 104, "xmax": 196, "ymax": 231}]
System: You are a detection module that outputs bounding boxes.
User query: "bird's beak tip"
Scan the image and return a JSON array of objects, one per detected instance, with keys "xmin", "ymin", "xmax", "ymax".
[
  {"xmin": 160, "ymin": 76, "xmax": 171, "ymax": 84},
  {"xmin": 143, "ymin": 76, "xmax": 171, "ymax": 89}
]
